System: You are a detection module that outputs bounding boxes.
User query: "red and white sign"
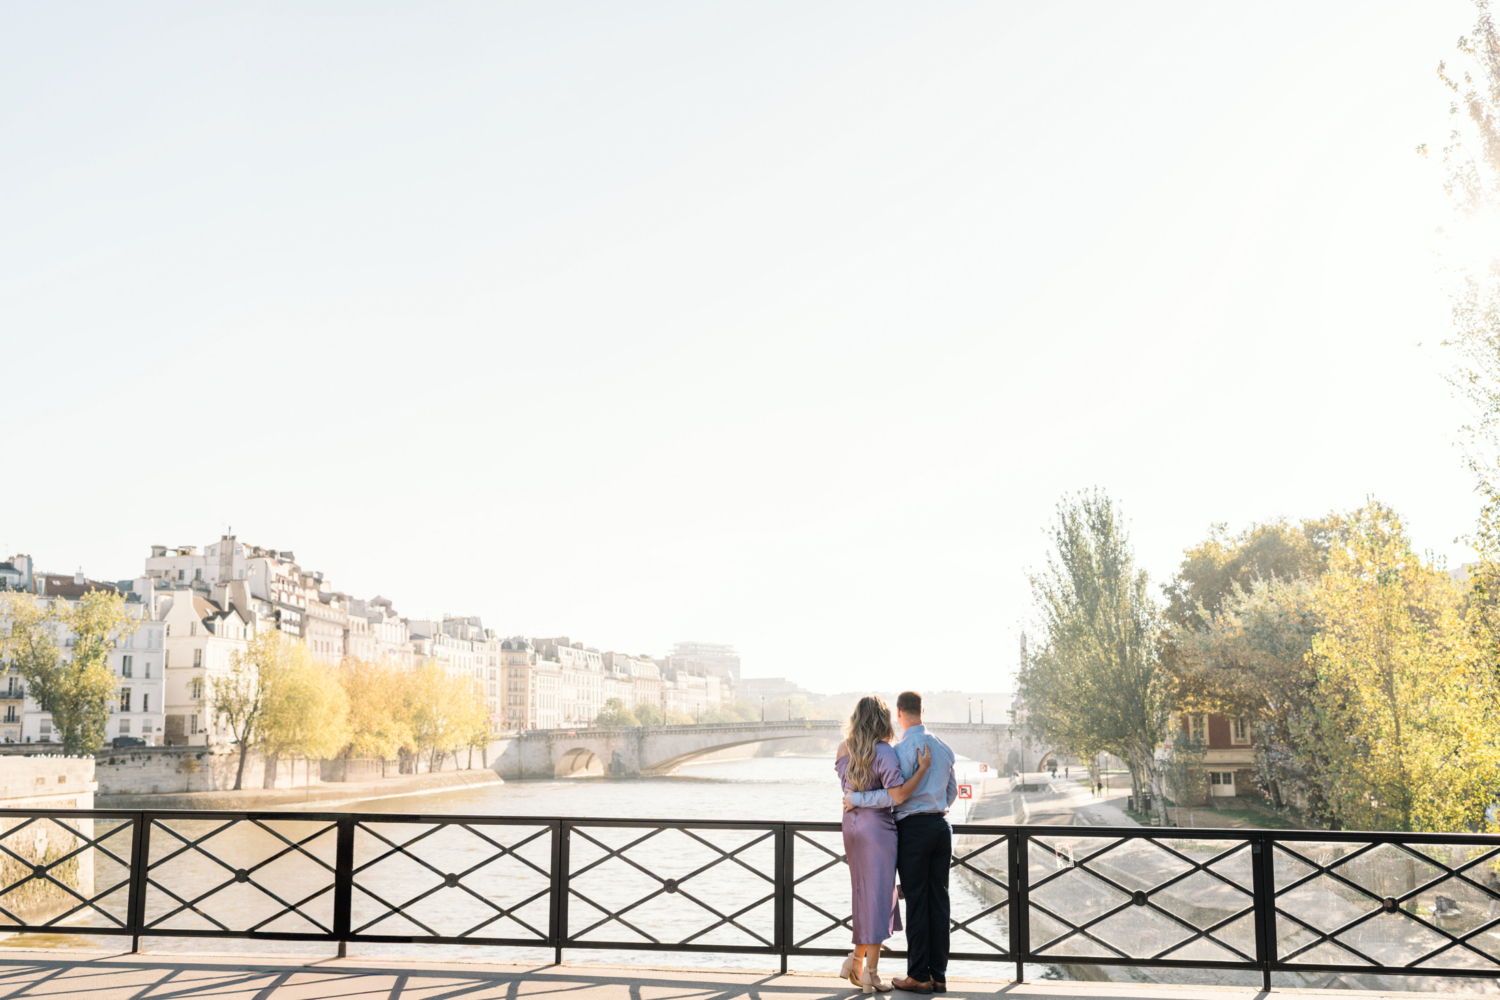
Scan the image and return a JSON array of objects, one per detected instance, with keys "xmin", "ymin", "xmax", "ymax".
[
  {"xmin": 978, "ymin": 764, "xmax": 989, "ymax": 773},
  {"xmin": 957, "ymin": 784, "xmax": 973, "ymax": 800}
]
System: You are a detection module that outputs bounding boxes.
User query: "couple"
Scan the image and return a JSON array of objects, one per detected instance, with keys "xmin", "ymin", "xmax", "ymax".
[{"xmin": 835, "ymin": 691, "xmax": 956, "ymax": 994}]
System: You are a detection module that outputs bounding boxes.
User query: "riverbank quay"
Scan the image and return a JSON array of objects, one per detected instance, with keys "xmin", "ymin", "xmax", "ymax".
[
  {"xmin": 0, "ymin": 952, "xmax": 1480, "ymax": 1000},
  {"xmin": 94, "ymin": 767, "xmax": 499, "ymax": 810},
  {"xmin": 964, "ymin": 773, "xmax": 1137, "ymax": 828}
]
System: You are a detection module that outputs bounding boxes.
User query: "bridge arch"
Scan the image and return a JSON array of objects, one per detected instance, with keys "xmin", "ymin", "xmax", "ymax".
[
  {"xmin": 644, "ymin": 734, "xmax": 830, "ymax": 774},
  {"xmin": 555, "ymin": 747, "xmax": 605, "ymax": 778}
]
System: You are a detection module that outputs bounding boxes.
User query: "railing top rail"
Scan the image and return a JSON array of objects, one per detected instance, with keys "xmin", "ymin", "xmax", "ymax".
[{"xmin": 0, "ymin": 807, "xmax": 1496, "ymax": 844}]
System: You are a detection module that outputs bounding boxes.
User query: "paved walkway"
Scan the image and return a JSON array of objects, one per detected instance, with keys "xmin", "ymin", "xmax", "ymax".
[
  {"xmin": 969, "ymin": 774, "xmax": 1136, "ymax": 828},
  {"xmin": 0, "ymin": 953, "xmax": 1466, "ymax": 1000}
]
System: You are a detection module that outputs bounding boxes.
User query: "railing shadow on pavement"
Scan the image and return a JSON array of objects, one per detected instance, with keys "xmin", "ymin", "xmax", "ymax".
[{"xmin": 0, "ymin": 808, "xmax": 1495, "ymax": 991}]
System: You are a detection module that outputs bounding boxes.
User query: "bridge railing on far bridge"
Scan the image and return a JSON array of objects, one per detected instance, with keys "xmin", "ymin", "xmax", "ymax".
[{"xmin": 0, "ymin": 807, "xmax": 1495, "ymax": 989}]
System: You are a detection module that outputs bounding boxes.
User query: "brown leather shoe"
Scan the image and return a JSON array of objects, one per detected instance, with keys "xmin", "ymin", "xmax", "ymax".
[
  {"xmin": 931, "ymin": 983, "xmax": 947, "ymax": 994},
  {"xmin": 892, "ymin": 978, "xmax": 934, "ymax": 994}
]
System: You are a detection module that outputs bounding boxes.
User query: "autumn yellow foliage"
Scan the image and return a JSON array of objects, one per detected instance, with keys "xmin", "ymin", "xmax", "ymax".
[{"xmin": 1306, "ymin": 503, "xmax": 1500, "ymax": 833}]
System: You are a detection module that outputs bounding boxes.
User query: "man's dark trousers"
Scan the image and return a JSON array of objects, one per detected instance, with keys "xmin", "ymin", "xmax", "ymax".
[{"xmin": 896, "ymin": 813, "xmax": 951, "ymax": 984}]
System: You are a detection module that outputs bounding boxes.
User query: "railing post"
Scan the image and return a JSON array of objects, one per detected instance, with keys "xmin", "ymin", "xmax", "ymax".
[
  {"xmin": 1250, "ymin": 832, "xmax": 1277, "ymax": 992},
  {"xmin": 1009, "ymin": 828, "xmax": 1028, "ymax": 984},
  {"xmin": 549, "ymin": 820, "xmax": 570, "ymax": 965},
  {"xmin": 774, "ymin": 824, "xmax": 789, "ymax": 975},
  {"xmin": 126, "ymin": 812, "xmax": 152, "ymax": 954},
  {"xmin": 333, "ymin": 817, "xmax": 355, "ymax": 958}
]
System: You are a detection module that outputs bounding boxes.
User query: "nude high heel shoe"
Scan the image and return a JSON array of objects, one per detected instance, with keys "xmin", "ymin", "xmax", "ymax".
[
  {"xmin": 863, "ymin": 962, "xmax": 891, "ymax": 992},
  {"xmin": 840, "ymin": 953, "xmax": 856, "ymax": 983}
]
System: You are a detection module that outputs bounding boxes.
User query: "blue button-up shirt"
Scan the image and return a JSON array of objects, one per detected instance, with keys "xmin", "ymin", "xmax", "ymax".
[{"xmin": 846, "ymin": 724, "xmax": 957, "ymax": 820}]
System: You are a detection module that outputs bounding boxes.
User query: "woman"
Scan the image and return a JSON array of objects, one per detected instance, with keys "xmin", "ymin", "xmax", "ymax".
[{"xmin": 836, "ymin": 695, "xmax": 932, "ymax": 993}]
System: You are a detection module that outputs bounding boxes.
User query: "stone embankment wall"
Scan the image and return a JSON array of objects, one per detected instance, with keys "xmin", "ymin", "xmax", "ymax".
[
  {"xmin": 0, "ymin": 757, "xmax": 99, "ymax": 925},
  {"xmin": 94, "ymin": 746, "xmax": 245, "ymax": 794},
  {"xmin": 0, "ymin": 756, "xmax": 96, "ymax": 808},
  {"xmin": 93, "ymin": 741, "xmax": 517, "ymax": 796}
]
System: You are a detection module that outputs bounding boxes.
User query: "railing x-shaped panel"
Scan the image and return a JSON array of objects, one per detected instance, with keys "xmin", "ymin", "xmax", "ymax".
[
  {"xmin": 785, "ymin": 823, "xmax": 1012, "ymax": 961},
  {"xmin": 564, "ymin": 821, "xmax": 777, "ymax": 953},
  {"xmin": 0, "ymin": 814, "xmax": 134, "ymax": 932},
  {"xmin": 1026, "ymin": 834, "xmax": 1257, "ymax": 967},
  {"xmin": 350, "ymin": 819, "xmax": 553, "ymax": 944},
  {"xmin": 1272, "ymin": 839, "xmax": 1500, "ymax": 973},
  {"xmin": 142, "ymin": 817, "xmax": 338, "ymax": 936}
]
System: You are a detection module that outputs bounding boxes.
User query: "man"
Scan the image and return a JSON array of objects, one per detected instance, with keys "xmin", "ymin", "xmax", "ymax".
[{"xmin": 845, "ymin": 690, "xmax": 957, "ymax": 994}]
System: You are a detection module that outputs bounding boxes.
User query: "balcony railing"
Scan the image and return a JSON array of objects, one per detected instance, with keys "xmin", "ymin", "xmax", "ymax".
[{"xmin": 0, "ymin": 810, "xmax": 1494, "ymax": 988}]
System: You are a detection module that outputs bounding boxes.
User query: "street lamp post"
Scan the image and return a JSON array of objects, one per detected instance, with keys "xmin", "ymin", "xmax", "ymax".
[
  {"xmin": 980, "ymin": 700, "xmax": 984, "ymax": 724},
  {"xmin": 761, "ymin": 696, "xmax": 765, "ymax": 722}
]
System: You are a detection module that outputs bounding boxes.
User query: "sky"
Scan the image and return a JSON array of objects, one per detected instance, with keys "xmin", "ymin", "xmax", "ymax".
[{"xmin": 0, "ymin": 1, "xmax": 1487, "ymax": 695}]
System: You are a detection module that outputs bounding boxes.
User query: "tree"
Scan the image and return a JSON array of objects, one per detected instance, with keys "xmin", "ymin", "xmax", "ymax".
[
  {"xmin": 1162, "ymin": 516, "xmax": 1344, "ymax": 633},
  {"xmin": 409, "ymin": 662, "xmax": 486, "ymax": 771},
  {"xmin": 1172, "ymin": 576, "xmax": 1335, "ymax": 818},
  {"xmin": 1019, "ymin": 490, "xmax": 1173, "ymax": 826},
  {"xmin": 1305, "ymin": 502, "xmax": 1500, "ymax": 832},
  {"xmin": 595, "ymin": 698, "xmax": 638, "ymax": 727},
  {"xmin": 1161, "ymin": 728, "xmax": 1208, "ymax": 828},
  {"xmin": 1429, "ymin": 7, "xmax": 1500, "ymax": 479},
  {"xmin": 1162, "ymin": 514, "xmax": 1363, "ymax": 820},
  {"xmin": 260, "ymin": 640, "xmax": 351, "ymax": 787},
  {"xmin": 213, "ymin": 630, "xmax": 277, "ymax": 790},
  {"xmin": 701, "ymin": 700, "xmax": 760, "ymax": 724},
  {"xmin": 3, "ymin": 590, "xmax": 137, "ymax": 755},
  {"xmin": 633, "ymin": 703, "xmax": 665, "ymax": 726},
  {"xmin": 339, "ymin": 657, "xmax": 415, "ymax": 768}
]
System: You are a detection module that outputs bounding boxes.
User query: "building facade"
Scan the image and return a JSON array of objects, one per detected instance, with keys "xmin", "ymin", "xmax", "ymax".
[
  {"xmin": 155, "ymin": 590, "xmax": 250, "ymax": 746},
  {"xmin": 1167, "ymin": 712, "xmax": 1256, "ymax": 803}
]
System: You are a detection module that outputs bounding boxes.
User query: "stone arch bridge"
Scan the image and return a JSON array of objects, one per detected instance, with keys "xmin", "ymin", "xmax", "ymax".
[{"xmin": 491, "ymin": 720, "xmax": 1033, "ymax": 779}]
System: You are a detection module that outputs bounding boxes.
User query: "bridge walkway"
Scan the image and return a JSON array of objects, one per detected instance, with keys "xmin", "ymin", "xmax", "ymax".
[{"xmin": 0, "ymin": 951, "xmax": 1441, "ymax": 1000}]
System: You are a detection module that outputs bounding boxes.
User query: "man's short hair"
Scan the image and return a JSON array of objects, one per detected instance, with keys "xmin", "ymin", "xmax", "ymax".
[{"xmin": 896, "ymin": 691, "xmax": 922, "ymax": 716}]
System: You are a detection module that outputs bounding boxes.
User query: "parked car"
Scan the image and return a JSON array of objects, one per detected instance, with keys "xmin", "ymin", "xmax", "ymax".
[{"xmin": 111, "ymin": 736, "xmax": 146, "ymax": 749}]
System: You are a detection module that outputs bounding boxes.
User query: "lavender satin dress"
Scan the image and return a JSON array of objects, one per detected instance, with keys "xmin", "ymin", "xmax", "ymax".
[{"xmin": 836, "ymin": 743, "xmax": 904, "ymax": 944}]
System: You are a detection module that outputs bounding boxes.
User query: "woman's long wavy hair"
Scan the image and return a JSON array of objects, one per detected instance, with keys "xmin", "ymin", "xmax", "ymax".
[{"xmin": 844, "ymin": 696, "xmax": 895, "ymax": 792}]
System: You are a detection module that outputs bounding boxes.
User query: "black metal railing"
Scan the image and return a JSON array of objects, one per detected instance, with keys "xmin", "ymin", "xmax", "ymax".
[{"xmin": 0, "ymin": 809, "xmax": 1496, "ymax": 987}]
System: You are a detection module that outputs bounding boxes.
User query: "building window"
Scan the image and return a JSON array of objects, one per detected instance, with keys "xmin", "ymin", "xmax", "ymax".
[
  {"xmin": 194, "ymin": 648, "xmax": 204, "ymax": 667},
  {"xmin": 120, "ymin": 690, "xmax": 131, "ymax": 712},
  {"xmin": 191, "ymin": 678, "xmax": 203, "ymax": 700},
  {"xmin": 143, "ymin": 694, "xmax": 150, "ymax": 712},
  {"xmin": 190, "ymin": 622, "xmax": 197, "ymax": 637},
  {"xmin": 1186, "ymin": 714, "xmax": 1208, "ymax": 743},
  {"xmin": 40, "ymin": 720, "xmax": 51, "ymax": 737},
  {"xmin": 1231, "ymin": 718, "xmax": 1250, "ymax": 744},
  {"xmin": 120, "ymin": 719, "xmax": 131, "ymax": 734},
  {"xmin": 164, "ymin": 650, "xmax": 171, "ymax": 668},
  {"xmin": 144, "ymin": 661, "xmax": 151, "ymax": 679},
  {"xmin": 121, "ymin": 655, "xmax": 133, "ymax": 678},
  {"xmin": 189, "ymin": 715, "xmax": 199, "ymax": 735}
]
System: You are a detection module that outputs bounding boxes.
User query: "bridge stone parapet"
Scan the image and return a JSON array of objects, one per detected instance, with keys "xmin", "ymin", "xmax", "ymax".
[{"xmin": 490, "ymin": 720, "xmax": 1032, "ymax": 779}]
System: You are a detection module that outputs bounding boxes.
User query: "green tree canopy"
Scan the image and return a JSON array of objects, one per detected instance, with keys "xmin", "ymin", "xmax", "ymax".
[
  {"xmin": 3, "ymin": 590, "xmax": 137, "ymax": 755},
  {"xmin": 1019, "ymin": 489, "xmax": 1172, "ymax": 823},
  {"xmin": 595, "ymin": 697, "xmax": 638, "ymax": 727}
]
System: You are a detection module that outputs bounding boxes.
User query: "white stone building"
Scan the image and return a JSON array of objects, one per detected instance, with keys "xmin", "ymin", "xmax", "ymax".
[
  {"xmin": 154, "ymin": 589, "xmax": 250, "ymax": 746},
  {"xmin": 500, "ymin": 638, "xmax": 565, "ymax": 730}
]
